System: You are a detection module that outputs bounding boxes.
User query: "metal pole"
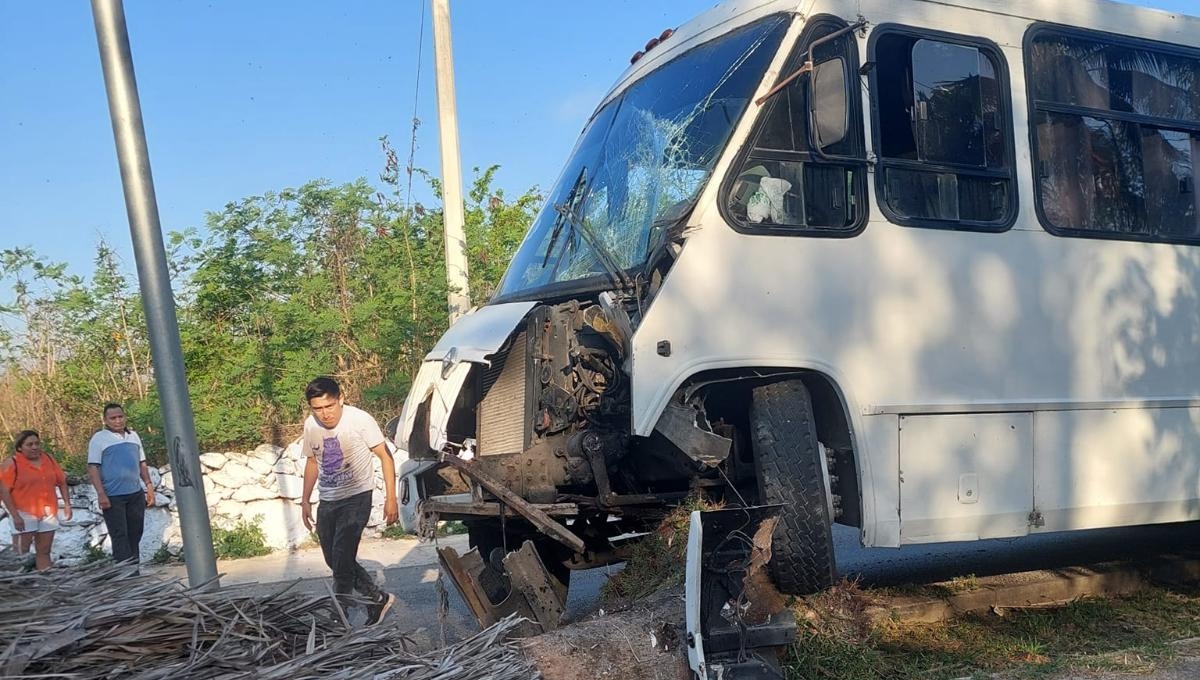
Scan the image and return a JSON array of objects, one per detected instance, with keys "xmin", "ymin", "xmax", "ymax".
[
  {"xmin": 431, "ymin": 0, "xmax": 471, "ymax": 322},
  {"xmin": 90, "ymin": 0, "xmax": 218, "ymax": 587}
]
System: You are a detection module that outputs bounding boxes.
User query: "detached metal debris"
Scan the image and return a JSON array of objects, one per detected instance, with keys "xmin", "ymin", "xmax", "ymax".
[
  {"xmin": 438, "ymin": 539, "xmax": 567, "ymax": 637},
  {"xmin": 686, "ymin": 506, "xmax": 797, "ymax": 680},
  {"xmin": 0, "ymin": 555, "xmax": 537, "ymax": 680}
]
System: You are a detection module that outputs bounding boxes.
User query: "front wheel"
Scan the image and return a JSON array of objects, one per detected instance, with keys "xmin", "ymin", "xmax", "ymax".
[{"xmin": 750, "ymin": 380, "xmax": 837, "ymax": 595}]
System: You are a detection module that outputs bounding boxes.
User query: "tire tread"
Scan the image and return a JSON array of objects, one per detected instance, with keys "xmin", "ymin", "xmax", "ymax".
[{"xmin": 750, "ymin": 380, "xmax": 836, "ymax": 594}]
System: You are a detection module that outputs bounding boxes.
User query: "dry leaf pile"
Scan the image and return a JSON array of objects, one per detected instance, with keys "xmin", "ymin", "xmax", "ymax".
[{"xmin": 0, "ymin": 555, "xmax": 537, "ymax": 680}]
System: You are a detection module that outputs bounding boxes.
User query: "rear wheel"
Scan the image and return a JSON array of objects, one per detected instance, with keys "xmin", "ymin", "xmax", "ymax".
[{"xmin": 750, "ymin": 380, "xmax": 836, "ymax": 594}]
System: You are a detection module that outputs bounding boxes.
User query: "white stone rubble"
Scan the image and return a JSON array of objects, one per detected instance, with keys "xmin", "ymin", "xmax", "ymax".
[{"xmin": 3, "ymin": 437, "xmax": 401, "ymax": 564}]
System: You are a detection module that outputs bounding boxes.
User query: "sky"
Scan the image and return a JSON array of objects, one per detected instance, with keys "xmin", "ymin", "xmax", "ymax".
[{"xmin": 0, "ymin": 0, "xmax": 1195, "ymax": 282}]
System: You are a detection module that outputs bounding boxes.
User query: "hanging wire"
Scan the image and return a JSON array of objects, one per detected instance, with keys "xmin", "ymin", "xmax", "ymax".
[
  {"xmin": 405, "ymin": 0, "xmax": 428, "ymax": 212},
  {"xmin": 718, "ymin": 465, "xmax": 748, "ymax": 507}
]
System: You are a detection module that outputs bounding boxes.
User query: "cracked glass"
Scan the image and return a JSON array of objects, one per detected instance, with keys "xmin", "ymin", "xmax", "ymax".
[{"xmin": 495, "ymin": 16, "xmax": 789, "ymax": 299}]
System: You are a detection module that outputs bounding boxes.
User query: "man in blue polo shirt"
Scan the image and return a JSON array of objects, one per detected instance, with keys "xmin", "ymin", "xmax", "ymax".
[{"xmin": 87, "ymin": 403, "xmax": 155, "ymax": 565}]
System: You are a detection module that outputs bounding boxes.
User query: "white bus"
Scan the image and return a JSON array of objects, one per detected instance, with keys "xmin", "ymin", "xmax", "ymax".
[{"xmin": 393, "ymin": 0, "xmax": 1200, "ymax": 598}]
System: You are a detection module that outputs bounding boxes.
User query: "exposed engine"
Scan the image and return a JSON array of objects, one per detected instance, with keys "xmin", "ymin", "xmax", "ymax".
[
  {"xmin": 398, "ymin": 302, "xmax": 633, "ymax": 506},
  {"xmin": 459, "ymin": 300, "xmax": 632, "ymax": 503},
  {"xmin": 411, "ymin": 298, "xmax": 759, "ymax": 634}
]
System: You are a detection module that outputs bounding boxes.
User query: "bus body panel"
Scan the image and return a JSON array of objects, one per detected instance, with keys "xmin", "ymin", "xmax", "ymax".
[
  {"xmin": 629, "ymin": 0, "xmax": 1200, "ymax": 547},
  {"xmin": 395, "ymin": 0, "xmax": 1200, "ymax": 555}
]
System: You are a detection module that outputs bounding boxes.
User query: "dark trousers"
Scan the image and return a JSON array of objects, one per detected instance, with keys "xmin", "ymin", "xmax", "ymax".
[
  {"xmin": 103, "ymin": 491, "xmax": 146, "ymax": 564},
  {"xmin": 316, "ymin": 490, "xmax": 382, "ymax": 604}
]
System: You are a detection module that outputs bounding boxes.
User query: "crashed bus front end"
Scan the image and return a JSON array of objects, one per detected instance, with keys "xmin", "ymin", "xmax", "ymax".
[
  {"xmin": 394, "ymin": 296, "xmax": 747, "ymax": 632},
  {"xmin": 390, "ymin": 4, "xmax": 826, "ymax": 633},
  {"xmin": 394, "ymin": 294, "xmax": 707, "ymax": 563}
]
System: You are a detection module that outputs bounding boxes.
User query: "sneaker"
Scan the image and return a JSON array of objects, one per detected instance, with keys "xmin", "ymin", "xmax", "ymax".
[{"xmin": 364, "ymin": 592, "xmax": 396, "ymax": 626}]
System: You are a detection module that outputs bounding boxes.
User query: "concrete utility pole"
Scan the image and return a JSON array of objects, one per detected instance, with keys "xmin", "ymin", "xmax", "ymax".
[
  {"xmin": 431, "ymin": 0, "xmax": 472, "ymax": 323},
  {"xmin": 91, "ymin": 0, "xmax": 218, "ymax": 587}
]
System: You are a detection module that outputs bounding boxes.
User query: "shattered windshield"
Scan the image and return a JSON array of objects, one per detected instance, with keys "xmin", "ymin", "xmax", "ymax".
[{"xmin": 494, "ymin": 15, "xmax": 789, "ymax": 299}]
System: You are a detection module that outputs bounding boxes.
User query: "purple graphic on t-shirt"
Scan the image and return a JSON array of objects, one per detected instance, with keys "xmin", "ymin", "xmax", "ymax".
[{"xmin": 321, "ymin": 437, "xmax": 345, "ymax": 481}]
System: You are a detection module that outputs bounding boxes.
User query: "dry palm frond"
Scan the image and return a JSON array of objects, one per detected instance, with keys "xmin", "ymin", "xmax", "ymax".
[{"xmin": 0, "ymin": 558, "xmax": 537, "ymax": 680}]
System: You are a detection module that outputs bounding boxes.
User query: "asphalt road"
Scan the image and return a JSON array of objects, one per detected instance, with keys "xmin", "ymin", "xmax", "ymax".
[
  {"xmin": 313, "ymin": 520, "xmax": 1200, "ymax": 648},
  {"xmin": 369, "ymin": 559, "xmax": 618, "ymax": 648}
]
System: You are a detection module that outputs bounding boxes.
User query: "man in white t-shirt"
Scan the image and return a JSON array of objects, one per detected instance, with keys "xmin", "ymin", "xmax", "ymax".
[{"xmin": 299, "ymin": 376, "xmax": 399, "ymax": 625}]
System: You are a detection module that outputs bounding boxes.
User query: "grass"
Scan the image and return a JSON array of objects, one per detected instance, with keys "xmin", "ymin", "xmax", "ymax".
[
  {"xmin": 941, "ymin": 573, "xmax": 980, "ymax": 594},
  {"xmin": 571, "ymin": 491, "xmax": 1200, "ymax": 678},
  {"xmin": 600, "ymin": 493, "xmax": 720, "ymax": 602},
  {"xmin": 211, "ymin": 516, "xmax": 272, "ymax": 560},
  {"xmin": 869, "ymin": 574, "xmax": 985, "ymax": 602},
  {"xmin": 783, "ymin": 581, "xmax": 1200, "ymax": 679}
]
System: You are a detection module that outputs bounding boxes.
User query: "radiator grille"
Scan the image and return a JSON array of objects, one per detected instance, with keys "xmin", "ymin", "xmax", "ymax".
[{"xmin": 477, "ymin": 331, "xmax": 527, "ymax": 455}]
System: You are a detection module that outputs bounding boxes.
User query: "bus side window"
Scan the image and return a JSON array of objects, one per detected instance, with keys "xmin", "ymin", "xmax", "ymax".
[
  {"xmin": 1028, "ymin": 28, "xmax": 1200, "ymax": 242},
  {"xmin": 871, "ymin": 29, "xmax": 1015, "ymax": 230},
  {"xmin": 724, "ymin": 17, "xmax": 867, "ymax": 235}
]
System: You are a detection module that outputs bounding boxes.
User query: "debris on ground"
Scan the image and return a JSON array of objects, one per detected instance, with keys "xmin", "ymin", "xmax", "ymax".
[
  {"xmin": 525, "ymin": 497, "xmax": 710, "ymax": 679},
  {"xmin": 793, "ymin": 578, "xmax": 876, "ymax": 642},
  {"xmin": 0, "ymin": 554, "xmax": 538, "ymax": 680},
  {"xmin": 522, "ymin": 586, "xmax": 689, "ymax": 680},
  {"xmin": 601, "ymin": 494, "xmax": 722, "ymax": 603},
  {"xmin": 525, "ymin": 497, "xmax": 799, "ymax": 680}
]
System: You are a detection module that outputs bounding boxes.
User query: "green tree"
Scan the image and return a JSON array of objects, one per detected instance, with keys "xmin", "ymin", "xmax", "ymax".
[
  {"xmin": 175, "ymin": 152, "xmax": 540, "ymax": 449},
  {"xmin": 0, "ymin": 152, "xmax": 541, "ymax": 458},
  {"xmin": 0, "ymin": 243, "xmax": 151, "ymax": 462}
]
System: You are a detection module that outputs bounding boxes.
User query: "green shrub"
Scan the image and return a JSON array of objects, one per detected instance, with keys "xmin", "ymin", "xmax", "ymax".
[
  {"xmin": 437, "ymin": 521, "xmax": 468, "ymax": 536},
  {"xmin": 40, "ymin": 442, "xmax": 87, "ymax": 478},
  {"xmin": 83, "ymin": 543, "xmax": 110, "ymax": 564},
  {"xmin": 211, "ymin": 516, "xmax": 272, "ymax": 560},
  {"xmin": 150, "ymin": 545, "xmax": 176, "ymax": 564},
  {"xmin": 380, "ymin": 524, "xmax": 417, "ymax": 540}
]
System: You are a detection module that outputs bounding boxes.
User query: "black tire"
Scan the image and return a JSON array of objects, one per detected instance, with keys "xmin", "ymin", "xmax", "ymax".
[{"xmin": 750, "ymin": 380, "xmax": 836, "ymax": 595}]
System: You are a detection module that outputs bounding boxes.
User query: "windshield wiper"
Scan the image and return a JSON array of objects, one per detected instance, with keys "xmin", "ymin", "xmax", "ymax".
[
  {"xmin": 541, "ymin": 168, "xmax": 589, "ymax": 268},
  {"xmin": 565, "ymin": 206, "xmax": 635, "ymax": 291},
  {"xmin": 544, "ymin": 167, "xmax": 634, "ymax": 291},
  {"xmin": 641, "ymin": 201, "xmax": 695, "ymax": 277}
]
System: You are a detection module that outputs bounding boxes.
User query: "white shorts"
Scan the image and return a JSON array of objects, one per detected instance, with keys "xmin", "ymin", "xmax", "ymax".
[{"xmin": 14, "ymin": 511, "xmax": 59, "ymax": 534}]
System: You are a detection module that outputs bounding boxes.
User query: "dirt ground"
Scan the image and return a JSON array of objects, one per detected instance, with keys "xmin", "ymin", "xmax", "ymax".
[
  {"xmin": 522, "ymin": 587, "xmax": 691, "ymax": 680},
  {"xmin": 1044, "ymin": 639, "xmax": 1200, "ymax": 680}
]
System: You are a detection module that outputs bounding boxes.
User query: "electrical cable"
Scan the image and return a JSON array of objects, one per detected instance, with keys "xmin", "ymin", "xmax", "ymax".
[{"xmin": 405, "ymin": 0, "xmax": 427, "ymax": 213}]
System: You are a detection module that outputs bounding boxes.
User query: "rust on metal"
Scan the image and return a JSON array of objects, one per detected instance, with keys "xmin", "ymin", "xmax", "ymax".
[
  {"xmin": 441, "ymin": 453, "xmax": 586, "ymax": 554},
  {"xmin": 437, "ymin": 540, "xmax": 567, "ymax": 635},
  {"xmin": 437, "ymin": 545, "xmax": 500, "ymax": 627},
  {"xmin": 422, "ymin": 500, "xmax": 579, "ymax": 518},
  {"xmin": 503, "ymin": 541, "xmax": 568, "ymax": 630}
]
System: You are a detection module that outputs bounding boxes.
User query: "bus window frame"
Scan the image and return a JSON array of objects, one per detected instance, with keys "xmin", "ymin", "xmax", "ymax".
[
  {"xmin": 867, "ymin": 24, "xmax": 1019, "ymax": 233},
  {"xmin": 719, "ymin": 14, "xmax": 870, "ymax": 239},
  {"xmin": 1024, "ymin": 22, "xmax": 1200, "ymax": 245}
]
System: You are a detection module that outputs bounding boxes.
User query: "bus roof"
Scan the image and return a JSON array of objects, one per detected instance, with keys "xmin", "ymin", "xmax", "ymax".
[{"xmin": 597, "ymin": 0, "xmax": 1200, "ymax": 113}]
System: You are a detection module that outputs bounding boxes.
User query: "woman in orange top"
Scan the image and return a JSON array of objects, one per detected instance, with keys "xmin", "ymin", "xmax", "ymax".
[{"xmin": 0, "ymin": 430, "xmax": 72, "ymax": 570}]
